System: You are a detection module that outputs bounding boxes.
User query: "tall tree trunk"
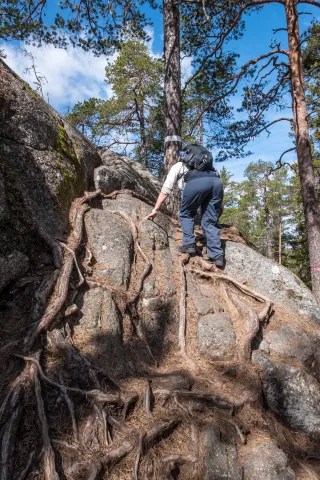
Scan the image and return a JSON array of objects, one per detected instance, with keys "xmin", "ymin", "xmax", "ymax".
[
  {"xmin": 264, "ymin": 175, "xmax": 273, "ymax": 259},
  {"xmin": 135, "ymin": 97, "xmax": 148, "ymax": 168},
  {"xmin": 163, "ymin": 0, "xmax": 181, "ymax": 175},
  {"xmin": 139, "ymin": 105, "xmax": 148, "ymax": 169},
  {"xmin": 199, "ymin": 116, "xmax": 203, "ymax": 145},
  {"xmin": 285, "ymin": 0, "xmax": 320, "ymax": 304},
  {"xmin": 279, "ymin": 218, "xmax": 282, "ymax": 265}
]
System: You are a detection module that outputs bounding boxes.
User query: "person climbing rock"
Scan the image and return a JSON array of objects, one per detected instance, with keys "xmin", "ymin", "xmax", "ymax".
[{"xmin": 144, "ymin": 143, "xmax": 224, "ymax": 267}]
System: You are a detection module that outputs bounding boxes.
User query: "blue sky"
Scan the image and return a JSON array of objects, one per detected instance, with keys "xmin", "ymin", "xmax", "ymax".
[{"xmin": 2, "ymin": 2, "xmax": 319, "ymax": 180}]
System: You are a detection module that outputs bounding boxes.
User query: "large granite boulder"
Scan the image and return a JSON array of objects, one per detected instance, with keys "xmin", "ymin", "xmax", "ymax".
[
  {"xmin": 266, "ymin": 325, "xmax": 315, "ymax": 364},
  {"xmin": 242, "ymin": 441, "xmax": 295, "ymax": 480},
  {"xmin": 197, "ymin": 313, "xmax": 236, "ymax": 360},
  {"xmin": 0, "ymin": 251, "xmax": 29, "ymax": 291},
  {"xmin": 224, "ymin": 241, "xmax": 320, "ymax": 323},
  {"xmin": 0, "ymin": 59, "xmax": 101, "ymax": 268},
  {"xmin": 95, "ymin": 148, "xmax": 160, "ymax": 202},
  {"xmin": 203, "ymin": 424, "xmax": 242, "ymax": 480},
  {"xmin": 253, "ymin": 353, "xmax": 320, "ymax": 435},
  {"xmin": 84, "ymin": 209, "xmax": 134, "ymax": 288}
]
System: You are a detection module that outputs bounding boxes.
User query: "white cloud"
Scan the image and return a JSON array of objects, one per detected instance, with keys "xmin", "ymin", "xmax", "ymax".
[
  {"xmin": 181, "ymin": 56, "xmax": 193, "ymax": 83},
  {"xmin": 2, "ymin": 42, "xmax": 117, "ymax": 109}
]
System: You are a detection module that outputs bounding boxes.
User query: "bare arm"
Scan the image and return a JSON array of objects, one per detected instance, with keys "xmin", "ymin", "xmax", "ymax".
[{"xmin": 144, "ymin": 192, "xmax": 168, "ymax": 220}]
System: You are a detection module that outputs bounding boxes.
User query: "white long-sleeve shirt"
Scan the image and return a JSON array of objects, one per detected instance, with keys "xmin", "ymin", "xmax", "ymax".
[{"xmin": 161, "ymin": 162, "xmax": 189, "ymax": 195}]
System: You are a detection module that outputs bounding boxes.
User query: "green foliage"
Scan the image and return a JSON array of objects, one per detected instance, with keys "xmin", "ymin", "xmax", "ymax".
[
  {"xmin": 66, "ymin": 40, "xmax": 164, "ymax": 171},
  {"xmin": 221, "ymin": 160, "xmax": 291, "ymax": 259},
  {"xmin": 0, "ymin": 0, "xmax": 153, "ymax": 55}
]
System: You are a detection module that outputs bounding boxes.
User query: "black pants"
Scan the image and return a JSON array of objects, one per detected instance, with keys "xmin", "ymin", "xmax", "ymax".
[{"xmin": 179, "ymin": 173, "xmax": 224, "ymax": 259}]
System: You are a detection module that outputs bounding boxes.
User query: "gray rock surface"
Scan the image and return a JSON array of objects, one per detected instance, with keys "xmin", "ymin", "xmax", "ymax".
[
  {"xmin": 243, "ymin": 442, "xmax": 295, "ymax": 480},
  {"xmin": 75, "ymin": 287, "xmax": 124, "ymax": 374},
  {"xmin": 95, "ymin": 149, "xmax": 160, "ymax": 202},
  {"xmin": 0, "ymin": 59, "xmax": 100, "ymax": 259},
  {"xmin": 85, "ymin": 209, "xmax": 133, "ymax": 288},
  {"xmin": 203, "ymin": 424, "xmax": 242, "ymax": 480},
  {"xmin": 0, "ymin": 251, "xmax": 29, "ymax": 292},
  {"xmin": 186, "ymin": 273, "xmax": 224, "ymax": 315},
  {"xmin": 224, "ymin": 241, "xmax": 320, "ymax": 323},
  {"xmin": 255, "ymin": 356, "xmax": 320, "ymax": 435},
  {"xmin": 266, "ymin": 325, "xmax": 314, "ymax": 363},
  {"xmin": 197, "ymin": 313, "xmax": 236, "ymax": 360}
]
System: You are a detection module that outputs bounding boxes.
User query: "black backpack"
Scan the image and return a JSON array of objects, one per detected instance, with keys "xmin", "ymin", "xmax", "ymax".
[{"xmin": 180, "ymin": 144, "xmax": 213, "ymax": 171}]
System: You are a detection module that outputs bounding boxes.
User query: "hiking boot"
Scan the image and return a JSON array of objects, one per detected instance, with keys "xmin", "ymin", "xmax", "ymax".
[
  {"xmin": 208, "ymin": 255, "xmax": 225, "ymax": 268},
  {"xmin": 178, "ymin": 243, "xmax": 196, "ymax": 254}
]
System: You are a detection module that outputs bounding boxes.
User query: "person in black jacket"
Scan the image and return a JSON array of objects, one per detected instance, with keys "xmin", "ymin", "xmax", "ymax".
[{"xmin": 145, "ymin": 144, "xmax": 224, "ymax": 268}]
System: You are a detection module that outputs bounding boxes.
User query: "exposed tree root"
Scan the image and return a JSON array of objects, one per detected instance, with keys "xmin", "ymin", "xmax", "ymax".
[
  {"xmin": 59, "ymin": 241, "xmax": 84, "ymax": 288},
  {"xmin": 15, "ymin": 450, "xmax": 35, "ymax": 480},
  {"xmin": 134, "ymin": 432, "xmax": 146, "ymax": 480},
  {"xmin": 144, "ymin": 380, "xmax": 153, "ymax": 415},
  {"xmin": 102, "ymin": 188, "xmax": 156, "ymax": 204},
  {"xmin": 128, "ymin": 240, "xmax": 152, "ymax": 305},
  {"xmin": 178, "ymin": 257, "xmax": 188, "ymax": 354},
  {"xmin": 228, "ymin": 290, "xmax": 261, "ymax": 361},
  {"xmin": 32, "ymin": 270, "xmax": 60, "ymax": 320},
  {"xmin": 24, "ymin": 190, "xmax": 101, "ymax": 351},
  {"xmin": 15, "ymin": 354, "xmax": 129, "ymax": 406},
  {"xmin": 108, "ymin": 415, "xmax": 133, "ymax": 434},
  {"xmin": 34, "ymin": 367, "xmax": 59, "ymax": 480},
  {"xmin": 221, "ymin": 416, "xmax": 246, "ymax": 444},
  {"xmin": 47, "ymin": 329, "xmax": 121, "ymax": 391},
  {"xmin": 0, "ymin": 360, "xmax": 36, "ymax": 480},
  {"xmin": 153, "ymin": 389, "xmax": 235, "ymax": 410},
  {"xmin": 0, "ymin": 390, "xmax": 23, "ymax": 480},
  {"xmin": 189, "ymin": 268, "xmax": 272, "ymax": 323}
]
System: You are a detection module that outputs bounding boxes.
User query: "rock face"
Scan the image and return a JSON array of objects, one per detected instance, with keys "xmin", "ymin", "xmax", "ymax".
[
  {"xmin": 253, "ymin": 353, "xmax": 320, "ymax": 435},
  {"xmin": 266, "ymin": 325, "xmax": 314, "ymax": 363},
  {"xmin": 243, "ymin": 441, "xmax": 295, "ymax": 480},
  {"xmin": 197, "ymin": 313, "xmax": 236, "ymax": 360},
  {"xmin": 0, "ymin": 59, "xmax": 100, "ymax": 274},
  {"xmin": 85, "ymin": 209, "xmax": 134, "ymax": 288},
  {"xmin": 74, "ymin": 287, "xmax": 125, "ymax": 375},
  {"xmin": 95, "ymin": 148, "xmax": 160, "ymax": 202},
  {"xmin": 2, "ymin": 65, "xmax": 320, "ymax": 479},
  {"xmin": 203, "ymin": 424, "xmax": 242, "ymax": 480},
  {"xmin": 224, "ymin": 241, "xmax": 320, "ymax": 323},
  {"xmin": 186, "ymin": 273, "xmax": 224, "ymax": 315},
  {"xmin": 0, "ymin": 251, "xmax": 30, "ymax": 291}
]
